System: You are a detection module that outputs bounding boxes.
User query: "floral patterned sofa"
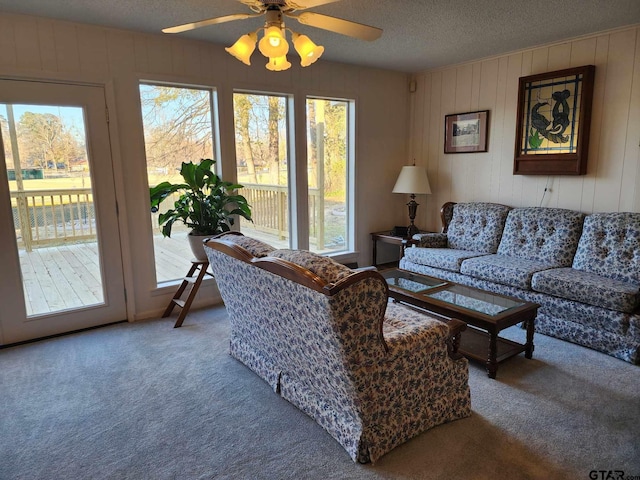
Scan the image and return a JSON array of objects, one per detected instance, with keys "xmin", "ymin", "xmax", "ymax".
[
  {"xmin": 203, "ymin": 232, "xmax": 471, "ymax": 463},
  {"xmin": 401, "ymin": 202, "xmax": 640, "ymax": 365}
]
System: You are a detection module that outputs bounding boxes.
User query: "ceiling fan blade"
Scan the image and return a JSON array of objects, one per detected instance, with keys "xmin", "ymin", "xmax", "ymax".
[
  {"xmin": 292, "ymin": 12, "xmax": 382, "ymax": 41},
  {"xmin": 238, "ymin": 0, "xmax": 266, "ymax": 10},
  {"xmin": 162, "ymin": 13, "xmax": 256, "ymax": 34},
  {"xmin": 286, "ymin": 0, "xmax": 341, "ymax": 9}
]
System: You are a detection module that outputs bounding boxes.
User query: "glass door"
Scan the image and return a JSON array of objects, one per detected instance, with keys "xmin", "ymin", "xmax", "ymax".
[{"xmin": 0, "ymin": 80, "xmax": 126, "ymax": 344}]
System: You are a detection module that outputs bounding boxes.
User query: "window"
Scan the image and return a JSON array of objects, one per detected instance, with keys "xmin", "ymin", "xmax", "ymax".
[
  {"xmin": 233, "ymin": 92, "xmax": 290, "ymax": 248},
  {"xmin": 232, "ymin": 92, "xmax": 354, "ymax": 255},
  {"xmin": 306, "ymin": 98, "xmax": 352, "ymax": 254},
  {"xmin": 139, "ymin": 83, "xmax": 217, "ymax": 284}
]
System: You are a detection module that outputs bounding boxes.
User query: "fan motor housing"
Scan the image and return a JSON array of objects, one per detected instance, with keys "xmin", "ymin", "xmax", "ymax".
[{"xmin": 262, "ymin": 0, "xmax": 287, "ymax": 7}]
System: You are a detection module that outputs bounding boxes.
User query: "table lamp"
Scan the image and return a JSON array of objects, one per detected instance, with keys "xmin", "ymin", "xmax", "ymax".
[{"xmin": 392, "ymin": 165, "xmax": 432, "ymax": 238}]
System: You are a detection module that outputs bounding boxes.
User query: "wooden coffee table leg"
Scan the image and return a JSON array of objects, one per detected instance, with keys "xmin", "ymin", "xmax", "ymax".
[
  {"xmin": 524, "ymin": 317, "xmax": 535, "ymax": 359},
  {"xmin": 486, "ymin": 333, "xmax": 498, "ymax": 379}
]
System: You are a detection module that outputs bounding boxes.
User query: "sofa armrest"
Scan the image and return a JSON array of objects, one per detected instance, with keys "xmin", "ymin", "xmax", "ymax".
[
  {"xmin": 384, "ymin": 321, "xmax": 447, "ymax": 356},
  {"xmin": 383, "ymin": 303, "xmax": 465, "ymax": 360},
  {"xmin": 412, "ymin": 233, "xmax": 448, "ymax": 248}
]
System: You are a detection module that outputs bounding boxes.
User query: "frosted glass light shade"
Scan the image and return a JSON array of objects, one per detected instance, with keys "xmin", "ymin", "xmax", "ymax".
[
  {"xmin": 225, "ymin": 32, "xmax": 257, "ymax": 65},
  {"xmin": 392, "ymin": 166, "xmax": 432, "ymax": 194},
  {"xmin": 292, "ymin": 33, "xmax": 324, "ymax": 67},
  {"xmin": 265, "ymin": 55, "xmax": 291, "ymax": 71},
  {"xmin": 258, "ymin": 26, "xmax": 289, "ymax": 58}
]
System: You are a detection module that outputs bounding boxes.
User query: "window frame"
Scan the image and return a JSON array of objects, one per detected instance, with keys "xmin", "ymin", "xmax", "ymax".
[
  {"xmin": 138, "ymin": 80, "xmax": 221, "ymax": 287},
  {"xmin": 230, "ymin": 89, "xmax": 356, "ymax": 258},
  {"xmin": 304, "ymin": 95, "xmax": 355, "ymax": 257}
]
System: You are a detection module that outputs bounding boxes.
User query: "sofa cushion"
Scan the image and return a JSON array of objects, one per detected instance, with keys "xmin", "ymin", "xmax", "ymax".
[
  {"xmin": 497, "ymin": 207, "xmax": 585, "ymax": 266},
  {"xmin": 446, "ymin": 202, "xmax": 512, "ymax": 253},
  {"xmin": 532, "ymin": 267, "xmax": 640, "ymax": 313},
  {"xmin": 460, "ymin": 254, "xmax": 556, "ymax": 290},
  {"xmin": 571, "ymin": 212, "xmax": 640, "ymax": 285},
  {"xmin": 268, "ymin": 249, "xmax": 353, "ymax": 284},
  {"xmin": 217, "ymin": 233, "xmax": 276, "ymax": 258},
  {"xmin": 403, "ymin": 246, "xmax": 490, "ymax": 273}
]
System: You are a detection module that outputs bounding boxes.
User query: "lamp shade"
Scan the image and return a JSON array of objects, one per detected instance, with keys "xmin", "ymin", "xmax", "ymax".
[
  {"xmin": 392, "ymin": 165, "xmax": 432, "ymax": 194},
  {"xmin": 225, "ymin": 32, "xmax": 257, "ymax": 65},
  {"xmin": 258, "ymin": 26, "xmax": 289, "ymax": 58},
  {"xmin": 265, "ymin": 55, "xmax": 291, "ymax": 71},
  {"xmin": 292, "ymin": 33, "xmax": 324, "ymax": 67}
]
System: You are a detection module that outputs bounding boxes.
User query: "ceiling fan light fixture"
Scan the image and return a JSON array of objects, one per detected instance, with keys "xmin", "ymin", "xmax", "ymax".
[
  {"xmin": 225, "ymin": 32, "xmax": 257, "ymax": 65},
  {"xmin": 258, "ymin": 26, "xmax": 289, "ymax": 58},
  {"xmin": 292, "ymin": 32, "xmax": 324, "ymax": 67},
  {"xmin": 163, "ymin": 1, "xmax": 382, "ymax": 72},
  {"xmin": 265, "ymin": 55, "xmax": 292, "ymax": 72}
]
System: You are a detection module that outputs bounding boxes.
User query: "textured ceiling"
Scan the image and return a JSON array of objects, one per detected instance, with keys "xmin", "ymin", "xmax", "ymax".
[{"xmin": 1, "ymin": 0, "xmax": 640, "ymax": 72}]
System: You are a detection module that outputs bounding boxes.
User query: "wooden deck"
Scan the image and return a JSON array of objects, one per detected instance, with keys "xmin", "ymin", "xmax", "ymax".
[
  {"xmin": 17, "ymin": 229, "xmax": 290, "ymax": 317},
  {"xmin": 150, "ymin": 232, "xmax": 202, "ymax": 284},
  {"xmin": 18, "ymin": 235, "xmax": 195, "ymax": 316},
  {"xmin": 19, "ymin": 241, "xmax": 104, "ymax": 316}
]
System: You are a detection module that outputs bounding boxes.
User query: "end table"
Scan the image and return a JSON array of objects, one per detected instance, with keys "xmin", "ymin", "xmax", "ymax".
[{"xmin": 371, "ymin": 231, "xmax": 421, "ymax": 268}]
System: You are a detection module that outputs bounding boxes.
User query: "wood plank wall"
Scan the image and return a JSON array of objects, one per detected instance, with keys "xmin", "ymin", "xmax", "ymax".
[{"xmin": 409, "ymin": 26, "xmax": 640, "ymax": 231}]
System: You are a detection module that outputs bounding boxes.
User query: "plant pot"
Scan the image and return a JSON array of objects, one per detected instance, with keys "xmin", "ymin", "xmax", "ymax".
[{"xmin": 188, "ymin": 232, "xmax": 212, "ymax": 262}]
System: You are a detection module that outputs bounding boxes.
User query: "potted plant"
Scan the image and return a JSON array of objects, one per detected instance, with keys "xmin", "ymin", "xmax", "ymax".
[{"xmin": 149, "ymin": 158, "xmax": 252, "ymax": 261}]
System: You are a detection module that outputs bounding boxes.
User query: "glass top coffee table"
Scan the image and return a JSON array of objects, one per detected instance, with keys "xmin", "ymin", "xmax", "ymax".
[{"xmin": 382, "ymin": 268, "xmax": 539, "ymax": 378}]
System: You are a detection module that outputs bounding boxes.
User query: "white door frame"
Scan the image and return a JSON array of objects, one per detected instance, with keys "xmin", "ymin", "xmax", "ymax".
[{"xmin": 0, "ymin": 79, "xmax": 127, "ymax": 344}]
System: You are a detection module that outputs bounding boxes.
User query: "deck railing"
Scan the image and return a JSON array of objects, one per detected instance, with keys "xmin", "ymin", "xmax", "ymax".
[
  {"xmin": 13, "ymin": 184, "xmax": 325, "ymax": 251},
  {"xmin": 150, "ymin": 183, "xmax": 324, "ymax": 247},
  {"xmin": 241, "ymin": 184, "xmax": 324, "ymax": 248},
  {"xmin": 11, "ymin": 188, "xmax": 96, "ymax": 252}
]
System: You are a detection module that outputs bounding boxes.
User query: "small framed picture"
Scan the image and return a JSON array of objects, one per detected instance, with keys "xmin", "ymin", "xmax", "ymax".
[{"xmin": 444, "ymin": 110, "xmax": 489, "ymax": 154}]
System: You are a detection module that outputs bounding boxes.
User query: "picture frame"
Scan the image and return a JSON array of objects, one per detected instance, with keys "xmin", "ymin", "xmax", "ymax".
[
  {"xmin": 444, "ymin": 110, "xmax": 489, "ymax": 154},
  {"xmin": 514, "ymin": 65, "xmax": 595, "ymax": 175}
]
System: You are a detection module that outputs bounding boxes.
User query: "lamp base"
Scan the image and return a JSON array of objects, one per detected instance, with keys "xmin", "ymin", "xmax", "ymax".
[
  {"xmin": 406, "ymin": 195, "xmax": 420, "ymax": 239},
  {"xmin": 407, "ymin": 224, "xmax": 419, "ymax": 238}
]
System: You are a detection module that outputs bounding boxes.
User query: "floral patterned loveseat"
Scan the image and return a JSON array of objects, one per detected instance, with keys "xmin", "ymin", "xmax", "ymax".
[
  {"xmin": 401, "ymin": 203, "xmax": 640, "ymax": 365},
  {"xmin": 204, "ymin": 232, "xmax": 471, "ymax": 463}
]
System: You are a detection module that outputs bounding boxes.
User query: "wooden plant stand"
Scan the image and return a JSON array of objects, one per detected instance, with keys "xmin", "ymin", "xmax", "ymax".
[{"xmin": 162, "ymin": 259, "xmax": 212, "ymax": 328}]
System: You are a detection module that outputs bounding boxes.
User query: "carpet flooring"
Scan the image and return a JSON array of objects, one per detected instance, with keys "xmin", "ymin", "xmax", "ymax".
[{"xmin": 1, "ymin": 305, "xmax": 638, "ymax": 480}]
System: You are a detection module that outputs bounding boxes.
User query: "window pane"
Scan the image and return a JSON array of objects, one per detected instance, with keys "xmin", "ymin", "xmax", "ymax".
[
  {"xmin": 233, "ymin": 93, "xmax": 290, "ymax": 249},
  {"xmin": 1, "ymin": 103, "xmax": 103, "ymax": 316},
  {"xmin": 139, "ymin": 84, "xmax": 215, "ymax": 284},
  {"xmin": 306, "ymin": 98, "xmax": 349, "ymax": 254}
]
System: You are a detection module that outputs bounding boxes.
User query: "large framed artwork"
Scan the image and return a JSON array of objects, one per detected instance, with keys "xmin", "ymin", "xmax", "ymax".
[
  {"xmin": 514, "ymin": 65, "xmax": 595, "ymax": 175},
  {"xmin": 444, "ymin": 110, "xmax": 489, "ymax": 153}
]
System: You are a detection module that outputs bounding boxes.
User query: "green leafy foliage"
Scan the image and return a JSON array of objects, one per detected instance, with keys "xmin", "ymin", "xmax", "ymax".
[
  {"xmin": 528, "ymin": 127, "xmax": 544, "ymax": 150},
  {"xmin": 149, "ymin": 159, "xmax": 252, "ymax": 237}
]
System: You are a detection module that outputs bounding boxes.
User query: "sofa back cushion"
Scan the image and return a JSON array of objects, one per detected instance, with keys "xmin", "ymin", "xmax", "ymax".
[
  {"xmin": 447, "ymin": 202, "xmax": 512, "ymax": 253},
  {"xmin": 217, "ymin": 233, "xmax": 275, "ymax": 258},
  {"xmin": 497, "ymin": 207, "xmax": 585, "ymax": 266},
  {"xmin": 572, "ymin": 212, "xmax": 640, "ymax": 284},
  {"xmin": 268, "ymin": 249, "xmax": 353, "ymax": 284}
]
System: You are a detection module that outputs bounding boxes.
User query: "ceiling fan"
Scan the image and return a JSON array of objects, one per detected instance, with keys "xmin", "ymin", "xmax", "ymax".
[{"xmin": 162, "ymin": 0, "xmax": 382, "ymax": 71}]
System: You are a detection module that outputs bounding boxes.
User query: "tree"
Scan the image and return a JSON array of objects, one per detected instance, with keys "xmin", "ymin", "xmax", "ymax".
[
  {"xmin": 233, "ymin": 94, "xmax": 258, "ymax": 183},
  {"xmin": 17, "ymin": 112, "xmax": 84, "ymax": 171},
  {"xmin": 139, "ymin": 86, "xmax": 214, "ymax": 172},
  {"xmin": 267, "ymin": 96, "xmax": 283, "ymax": 185},
  {"xmin": 306, "ymin": 99, "xmax": 347, "ymax": 197},
  {"xmin": 322, "ymin": 101, "xmax": 347, "ymax": 197},
  {"xmin": 233, "ymin": 93, "xmax": 287, "ymax": 186},
  {"xmin": 0, "ymin": 114, "xmax": 13, "ymax": 168}
]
